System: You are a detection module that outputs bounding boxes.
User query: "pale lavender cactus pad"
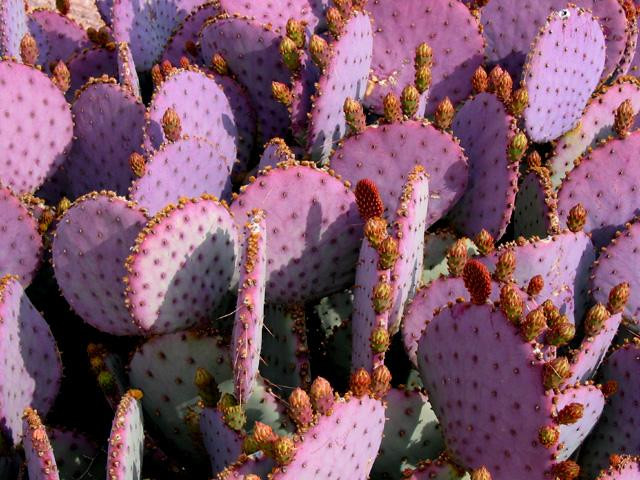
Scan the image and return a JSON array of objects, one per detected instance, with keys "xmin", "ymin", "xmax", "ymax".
[
  {"xmin": 111, "ymin": 0, "xmax": 207, "ymax": 70},
  {"xmin": 482, "ymin": 0, "xmax": 630, "ymax": 81},
  {"xmin": 0, "ymin": 276, "xmax": 62, "ymax": 444},
  {"xmin": 257, "ymin": 138, "xmax": 295, "ymax": 171},
  {"xmin": 124, "ymin": 195, "xmax": 239, "ymax": 334},
  {"xmin": 554, "ymin": 384, "xmax": 605, "ymax": 461},
  {"xmin": 550, "ymin": 77, "xmax": 640, "ymax": 188},
  {"xmin": 522, "ymin": 7, "xmax": 606, "ymax": 143},
  {"xmin": 52, "ymin": 192, "xmax": 147, "ymax": 336},
  {"xmin": 591, "ymin": 218, "xmax": 640, "ymax": 327},
  {"xmin": 566, "ymin": 313, "xmax": 622, "ymax": 385},
  {"xmin": 389, "ymin": 166, "xmax": 429, "ymax": 334},
  {"xmin": 596, "ymin": 456, "xmax": 640, "ymax": 479},
  {"xmin": 22, "ymin": 408, "xmax": 59, "ymax": 480},
  {"xmin": 351, "ymin": 237, "xmax": 391, "ymax": 372},
  {"xmin": 580, "ymin": 340, "xmax": 640, "ymax": 476},
  {"xmin": 0, "ymin": 0, "xmax": 28, "ymax": 58},
  {"xmin": 199, "ymin": 407, "xmax": 242, "ymax": 475},
  {"xmin": 199, "ymin": 15, "xmax": 292, "ymax": 141},
  {"xmin": 330, "ymin": 121, "xmax": 468, "ymax": 229},
  {"xmin": 448, "ymin": 92, "xmax": 519, "ymax": 240},
  {"xmin": 64, "ymin": 78, "xmax": 145, "ymax": 198},
  {"xmin": 145, "ymin": 68, "xmax": 238, "ymax": 165},
  {"xmin": 130, "ymin": 136, "xmax": 232, "ymax": 215},
  {"xmin": 403, "ymin": 457, "xmax": 468, "ymax": 480},
  {"xmin": 0, "ymin": 186, "xmax": 43, "ymax": 286},
  {"xmin": 230, "ymin": 162, "xmax": 362, "ymax": 303},
  {"xmin": 480, "ymin": 230, "xmax": 595, "ymax": 326},
  {"xmin": 217, "ymin": 0, "xmax": 326, "ymax": 33},
  {"xmin": 0, "ymin": 59, "xmax": 73, "ymax": 195},
  {"xmin": 162, "ymin": 3, "xmax": 221, "ymax": 65},
  {"xmin": 106, "ymin": 390, "xmax": 144, "ymax": 480},
  {"xmin": 65, "ymin": 45, "xmax": 117, "ymax": 100},
  {"xmin": 270, "ymin": 395, "xmax": 386, "ymax": 479},
  {"xmin": 116, "ymin": 41, "xmax": 140, "ymax": 99},
  {"xmin": 232, "ymin": 210, "xmax": 266, "ymax": 404},
  {"xmin": 557, "ymin": 130, "xmax": 640, "ymax": 248},
  {"xmin": 27, "ymin": 9, "xmax": 90, "ymax": 70},
  {"xmin": 417, "ymin": 302, "xmax": 555, "ymax": 478},
  {"xmin": 365, "ymin": 0, "xmax": 484, "ymax": 115},
  {"xmin": 307, "ymin": 11, "xmax": 373, "ymax": 162}
]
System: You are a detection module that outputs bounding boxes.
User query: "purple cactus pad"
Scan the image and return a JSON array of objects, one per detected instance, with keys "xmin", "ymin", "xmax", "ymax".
[
  {"xmin": 66, "ymin": 46, "xmax": 117, "ymax": 100},
  {"xmin": 230, "ymin": 162, "xmax": 362, "ymax": 303},
  {"xmin": 513, "ymin": 168, "xmax": 558, "ymax": 239},
  {"xmin": 0, "ymin": 276, "xmax": 62, "ymax": 444},
  {"xmin": 22, "ymin": 408, "xmax": 59, "ymax": 480},
  {"xmin": 125, "ymin": 195, "xmax": 239, "ymax": 334},
  {"xmin": 557, "ymin": 130, "xmax": 640, "ymax": 248},
  {"xmin": 199, "ymin": 407, "xmax": 243, "ymax": 475},
  {"xmin": 365, "ymin": 0, "xmax": 484, "ymax": 115},
  {"xmin": 130, "ymin": 136, "xmax": 232, "ymax": 215},
  {"xmin": 0, "ymin": 59, "xmax": 73, "ymax": 195},
  {"xmin": 257, "ymin": 138, "xmax": 295, "ymax": 171},
  {"xmin": 0, "ymin": 186, "xmax": 43, "ymax": 286},
  {"xmin": 597, "ymin": 456, "xmax": 640, "ymax": 479},
  {"xmin": 106, "ymin": 390, "xmax": 144, "ymax": 480},
  {"xmin": 448, "ymin": 92, "xmax": 519, "ymax": 240},
  {"xmin": 330, "ymin": 120, "xmax": 469, "ymax": 228},
  {"xmin": 522, "ymin": 6, "xmax": 606, "ymax": 142},
  {"xmin": 116, "ymin": 41, "xmax": 140, "ymax": 99},
  {"xmin": 0, "ymin": 0, "xmax": 28, "ymax": 58},
  {"xmin": 162, "ymin": 3, "xmax": 221, "ymax": 65},
  {"xmin": 52, "ymin": 192, "xmax": 147, "ymax": 336},
  {"xmin": 48, "ymin": 428, "xmax": 103, "ymax": 480},
  {"xmin": 217, "ymin": 0, "xmax": 325, "ymax": 33},
  {"xmin": 307, "ymin": 11, "xmax": 373, "ymax": 162}
]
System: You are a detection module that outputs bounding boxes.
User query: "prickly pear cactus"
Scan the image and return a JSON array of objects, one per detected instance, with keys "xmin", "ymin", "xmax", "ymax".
[
  {"xmin": 22, "ymin": 407, "xmax": 59, "ymax": 480},
  {"xmin": 106, "ymin": 390, "xmax": 144, "ymax": 480}
]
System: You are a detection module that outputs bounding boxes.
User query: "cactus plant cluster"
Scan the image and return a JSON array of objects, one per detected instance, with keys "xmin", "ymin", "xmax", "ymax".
[{"xmin": 2, "ymin": 0, "xmax": 640, "ymax": 479}]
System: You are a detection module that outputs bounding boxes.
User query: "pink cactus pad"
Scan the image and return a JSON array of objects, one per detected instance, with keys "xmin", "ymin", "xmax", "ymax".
[
  {"xmin": 566, "ymin": 313, "xmax": 622, "ymax": 385},
  {"xmin": 290, "ymin": 58, "xmax": 321, "ymax": 142},
  {"xmin": 372, "ymin": 387, "xmax": 444, "ymax": 478},
  {"xmin": 0, "ymin": 186, "xmax": 43, "ymax": 285},
  {"xmin": 0, "ymin": 59, "xmax": 73, "ymax": 195},
  {"xmin": 554, "ymin": 383, "xmax": 605, "ymax": 461},
  {"xmin": 128, "ymin": 331, "xmax": 232, "ymax": 460},
  {"xmin": 111, "ymin": 0, "xmax": 206, "ymax": 70},
  {"xmin": 365, "ymin": 0, "xmax": 484, "ymax": 115},
  {"xmin": 199, "ymin": 15, "xmax": 292, "ymax": 141},
  {"xmin": 448, "ymin": 92, "xmax": 519, "ymax": 240},
  {"xmin": 591, "ymin": 218, "xmax": 640, "ymax": 327},
  {"xmin": 351, "ymin": 238, "xmax": 391, "ymax": 371},
  {"xmin": 596, "ymin": 456, "xmax": 640, "ymax": 479},
  {"xmin": 480, "ymin": 230, "xmax": 595, "ymax": 325},
  {"xmin": 106, "ymin": 390, "xmax": 144, "ymax": 480},
  {"xmin": 28, "ymin": 9, "xmax": 90, "ymax": 69},
  {"xmin": 513, "ymin": 168, "xmax": 558, "ymax": 239},
  {"xmin": 261, "ymin": 304, "xmax": 310, "ymax": 392},
  {"xmin": 217, "ymin": 0, "xmax": 326, "ymax": 33},
  {"xmin": 130, "ymin": 136, "xmax": 232, "ymax": 215},
  {"xmin": 230, "ymin": 162, "xmax": 362, "ymax": 303},
  {"xmin": 550, "ymin": 77, "xmax": 640, "ymax": 188},
  {"xmin": 162, "ymin": 3, "xmax": 222, "ymax": 65},
  {"xmin": 116, "ymin": 41, "xmax": 140, "ymax": 99},
  {"xmin": 64, "ymin": 78, "xmax": 145, "ymax": 198},
  {"xmin": 270, "ymin": 394, "xmax": 386, "ymax": 479},
  {"xmin": 331, "ymin": 120, "xmax": 468, "ymax": 228},
  {"xmin": 211, "ymin": 73, "xmax": 256, "ymax": 173},
  {"xmin": 52, "ymin": 192, "xmax": 147, "ymax": 336},
  {"xmin": 580, "ymin": 340, "xmax": 640, "ymax": 476},
  {"xmin": 482, "ymin": 0, "xmax": 629, "ymax": 81},
  {"xmin": 199, "ymin": 407, "xmax": 243, "ymax": 475},
  {"xmin": 145, "ymin": 68, "xmax": 238, "ymax": 163},
  {"xmin": 307, "ymin": 11, "xmax": 373, "ymax": 162},
  {"xmin": 0, "ymin": 276, "xmax": 62, "ymax": 444},
  {"xmin": 232, "ymin": 210, "xmax": 267, "ymax": 403},
  {"xmin": 66, "ymin": 46, "xmax": 117, "ymax": 100},
  {"xmin": 218, "ymin": 453, "xmax": 276, "ymax": 479},
  {"xmin": 257, "ymin": 138, "xmax": 295, "ymax": 171},
  {"xmin": 403, "ymin": 276, "xmax": 530, "ymax": 365},
  {"xmin": 417, "ymin": 302, "xmax": 555, "ymax": 478},
  {"xmin": 389, "ymin": 166, "xmax": 429, "ymax": 333},
  {"xmin": 522, "ymin": 7, "xmax": 606, "ymax": 143},
  {"xmin": 22, "ymin": 408, "xmax": 59, "ymax": 480},
  {"xmin": 557, "ymin": 130, "xmax": 640, "ymax": 248},
  {"xmin": 125, "ymin": 195, "xmax": 239, "ymax": 334},
  {"xmin": 0, "ymin": 0, "xmax": 28, "ymax": 58}
]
